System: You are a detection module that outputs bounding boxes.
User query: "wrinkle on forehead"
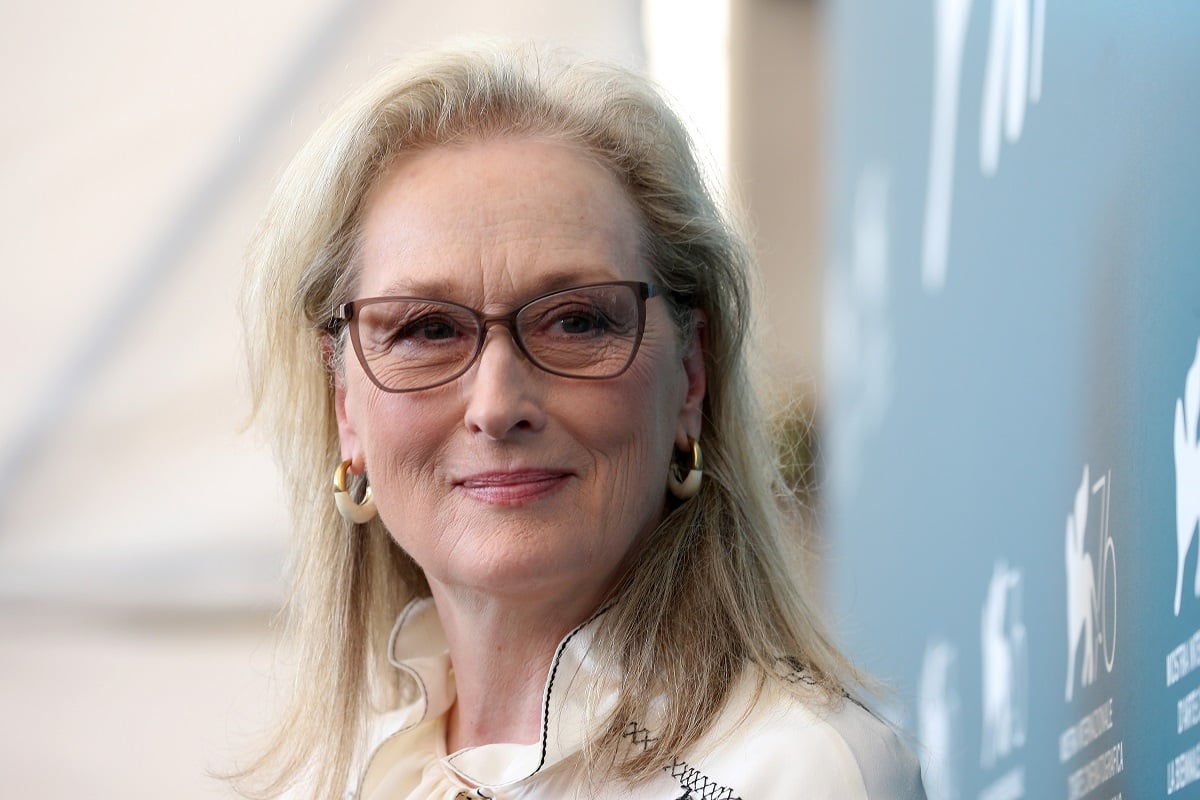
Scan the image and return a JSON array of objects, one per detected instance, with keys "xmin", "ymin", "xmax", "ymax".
[
  {"xmin": 370, "ymin": 269, "xmax": 629, "ymax": 307},
  {"xmin": 354, "ymin": 137, "xmax": 649, "ymax": 308}
]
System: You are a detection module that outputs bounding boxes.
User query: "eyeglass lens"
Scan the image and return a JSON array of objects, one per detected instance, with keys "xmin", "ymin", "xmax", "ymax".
[{"xmin": 350, "ymin": 283, "xmax": 646, "ymax": 391}]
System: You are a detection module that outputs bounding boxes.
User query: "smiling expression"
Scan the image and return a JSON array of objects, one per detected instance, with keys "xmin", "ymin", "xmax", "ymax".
[{"xmin": 334, "ymin": 136, "xmax": 705, "ymax": 607}]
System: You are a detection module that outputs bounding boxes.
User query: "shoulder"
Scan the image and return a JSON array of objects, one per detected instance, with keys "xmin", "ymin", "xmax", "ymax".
[{"xmin": 677, "ymin": 670, "xmax": 927, "ymax": 800}]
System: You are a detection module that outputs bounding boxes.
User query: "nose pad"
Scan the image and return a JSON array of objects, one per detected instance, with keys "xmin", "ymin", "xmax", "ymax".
[
  {"xmin": 480, "ymin": 318, "xmax": 520, "ymax": 349},
  {"xmin": 462, "ymin": 324, "xmax": 546, "ymax": 438}
]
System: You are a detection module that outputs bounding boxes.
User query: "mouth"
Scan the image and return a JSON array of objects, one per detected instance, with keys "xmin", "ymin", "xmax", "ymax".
[{"xmin": 455, "ymin": 470, "xmax": 572, "ymax": 506}]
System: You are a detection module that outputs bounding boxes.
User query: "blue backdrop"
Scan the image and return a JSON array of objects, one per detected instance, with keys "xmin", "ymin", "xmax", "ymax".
[{"xmin": 824, "ymin": 3, "xmax": 1200, "ymax": 799}]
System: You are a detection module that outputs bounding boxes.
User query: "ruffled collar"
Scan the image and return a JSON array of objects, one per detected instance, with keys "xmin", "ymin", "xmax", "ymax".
[{"xmin": 374, "ymin": 597, "xmax": 622, "ymax": 789}]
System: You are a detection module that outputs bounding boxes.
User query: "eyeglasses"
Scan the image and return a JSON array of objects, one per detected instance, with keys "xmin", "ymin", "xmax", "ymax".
[{"xmin": 330, "ymin": 281, "xmax": 660, "ymax": 392}]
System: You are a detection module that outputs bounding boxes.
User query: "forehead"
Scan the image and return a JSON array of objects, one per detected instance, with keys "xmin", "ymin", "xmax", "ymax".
[{"xmin": 356, "ymin": 137, "xmax": 648, "ymax": 303}]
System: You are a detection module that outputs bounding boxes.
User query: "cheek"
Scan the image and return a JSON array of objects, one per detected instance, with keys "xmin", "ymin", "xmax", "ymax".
[
  {"xmin": 624, "ymin": 332, "xmax": 688, "ymax": 443},
  {"xmin": 352, "ymin": 389, "xmax": 450, "ymax": 506},
  {"xmin": 577, "ymin": 348, "xmax": 685, "ymax": 504}
]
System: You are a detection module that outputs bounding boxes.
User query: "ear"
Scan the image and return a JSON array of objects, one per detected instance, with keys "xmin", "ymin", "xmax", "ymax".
[
  {"xmin": 675, "ymin": 310, "xmax": 707, "ymax": 450},
  {"xmin": 326, "ymin": 333, "xmax": 365, "ymax": 473}
]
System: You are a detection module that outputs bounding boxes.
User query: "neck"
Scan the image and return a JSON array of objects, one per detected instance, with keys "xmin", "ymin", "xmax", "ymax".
[{"xmin": 430, "ymin": 583, "xmax": 605, "ymax": 753}]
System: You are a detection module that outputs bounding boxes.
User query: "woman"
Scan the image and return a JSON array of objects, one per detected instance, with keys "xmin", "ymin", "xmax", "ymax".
[{"xmin": 241, "ymin": 41, "xmax": 925, "ymax": 799}]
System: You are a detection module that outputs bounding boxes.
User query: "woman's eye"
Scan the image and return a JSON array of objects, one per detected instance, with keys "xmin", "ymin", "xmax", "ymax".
[
  {"xmin": 556, "ymin": 311, "xmax": 607, "ymax": 335},
  {"xmin": 393, "ymin": 315, "xmax": 462, "ymax": 343},
  {"xmin": 537, "ymin": 301, "xmax": 616, "ymax": 337},
  {"xmin": 406, "ymin": 318, "xmax": 457, "ymax": 340}
]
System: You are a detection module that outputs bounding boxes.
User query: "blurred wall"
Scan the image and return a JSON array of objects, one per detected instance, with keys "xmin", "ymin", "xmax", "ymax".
[{"xmin": 730, "ymin": 0, "xmax": 824, "ymax": 390}]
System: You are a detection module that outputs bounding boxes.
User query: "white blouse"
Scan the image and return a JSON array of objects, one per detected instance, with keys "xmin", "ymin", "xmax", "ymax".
[{"xmin": 350, "ymin": 598, "xmax": 926, "ymax": 800}]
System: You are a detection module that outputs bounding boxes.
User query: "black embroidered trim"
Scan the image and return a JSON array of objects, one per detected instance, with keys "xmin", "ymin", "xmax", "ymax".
[
  {"xmin": 665, "ymin": 758, "xmax": 742, "ymax": 800},
  {"xmin": 535, "ymin": 602, "xmax": 617, "ymax": 774},
  {"xmin": 773, "ymin": 655, "xmax": 819, "ymax": 687},
  {"xmin": 621, "ymin": 721, "xmax": 658, "ymax": 751},
  {"xmin": 774, "ymin": 654, "xmax": 872, "ymax": 717}
]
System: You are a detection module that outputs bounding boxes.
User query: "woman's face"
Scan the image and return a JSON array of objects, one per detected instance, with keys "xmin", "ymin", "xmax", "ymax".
[{"xmin": 335, "ymin": 137, "xmax": 705, "ymax": 609}]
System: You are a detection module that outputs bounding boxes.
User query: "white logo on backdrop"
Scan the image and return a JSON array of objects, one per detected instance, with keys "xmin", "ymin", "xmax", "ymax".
[
  {"xmin": 1064, "ymin": 465, "xmax": 1094, "ymax": 701},
  {"xmin": 919, "ymin": 639, "xmax": 960, "ymax": 800},
  {"xmin": 1064, "ymin": 464, "xmax": 1117, "ymax": 701},
  {"xmin": 979, "ymin": 0, "xmax": 1046, "ymax": 176},
  {"xmin": 1174, "ymin": 337, "xmax": 1200, "ymax": 616},
  {"xmin": 922, "ymin": 0, "xmax": 972, "ymax": 293},
  {"xmin": 922, "ymin": 0, "xmax": 1047, "ymax": 292},
  {"xmin": 981, "ymin": 560, "xmax": 1028, "ymax": 768},
  {"xmin": 825, "ymin": 166, "xmax": 893, "ymax": 498}
]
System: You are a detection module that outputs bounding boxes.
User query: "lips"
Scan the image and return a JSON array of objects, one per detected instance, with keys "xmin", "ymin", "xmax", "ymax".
[{"xmin": 455, "ymin": 470, "xmax": 572, "ymax": 506}]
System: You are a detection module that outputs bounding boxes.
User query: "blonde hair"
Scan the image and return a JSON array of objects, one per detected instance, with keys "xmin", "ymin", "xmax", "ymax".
[{"xmin": 240, "ymin": 40, "xmax": 857, "ymax": 798}]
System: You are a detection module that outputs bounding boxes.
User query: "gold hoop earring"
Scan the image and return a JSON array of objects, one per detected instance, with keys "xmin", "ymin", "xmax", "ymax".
[
  {"xmin": 667, "ymin": 438, "xmax": 703, "ymax": 500},
  {"xmin": 333, "ymin": 459, "xmax": 377, "ymax": 524}
]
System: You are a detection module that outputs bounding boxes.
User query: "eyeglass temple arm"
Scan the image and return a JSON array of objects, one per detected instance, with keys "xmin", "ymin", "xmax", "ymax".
[{"xmin": 326, "ymin": 303, "xmax": 352, "ymax": 331}]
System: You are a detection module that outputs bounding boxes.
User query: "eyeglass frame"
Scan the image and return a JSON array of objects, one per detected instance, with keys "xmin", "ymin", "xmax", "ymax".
[{"xmin": 327, "ymin": 280, "xmax": 661, "ymax": 393}]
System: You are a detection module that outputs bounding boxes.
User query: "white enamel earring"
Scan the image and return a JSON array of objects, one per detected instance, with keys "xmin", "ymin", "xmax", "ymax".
[
  {"xmin": 667, "ymin": 438, "xmax": 703, "ymax": 500},
  {"xmin": 333, "ymin": 459, "xmax": 377, "ymax": 524}
]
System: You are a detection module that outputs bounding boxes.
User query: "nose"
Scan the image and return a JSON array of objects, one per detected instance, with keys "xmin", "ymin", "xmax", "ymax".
[{"xmin": 461, "ymin": 325, "xmax": 547, "ymax": 439}]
